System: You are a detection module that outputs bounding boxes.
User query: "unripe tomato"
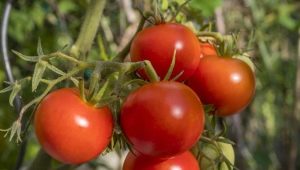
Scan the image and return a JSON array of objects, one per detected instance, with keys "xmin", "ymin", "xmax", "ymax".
[
  {"xmin": 186, "ymin": 56, "xmax": 255, "ymax": 116},
  {"xmin": 121, "ymin": 81, "xmax": 205, "ymax": 158},
  {"xmin": 130, "ymin": 23, "xmax": 201, "ymax": 81},
  {"xmin": 123, "ymin": 151, "xmax": 200, "ymax": 170},
  {"xmin": 34, "ymin": 88, "xmax": 114, "ymax": 164},
  {"xmin": 200, "ymin": 141, "xmax": 235, "ymax": 170}
]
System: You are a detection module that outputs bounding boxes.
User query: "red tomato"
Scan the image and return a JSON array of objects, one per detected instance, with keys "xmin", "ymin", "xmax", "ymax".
[
  {"xmin": 130, "ymin": 23, "xmax": 201, "ymax": 81},
  {"xmin": 186, "ymin": 57, "xmax": 255, "ymax": 116},
  {"xmin": 34, "ymin": 88, "xmax": 114, "ymax": 164},
  {"xmin": 121, "ymin": 81, "xmax": 205, "ymax": 157},
  {"xmin": 123, "ymin": 151, "xmax": 200, "ymax": 170},
  {"xmin": 200, "ymin": 42, "xmax": 217, "ymax": 57}
]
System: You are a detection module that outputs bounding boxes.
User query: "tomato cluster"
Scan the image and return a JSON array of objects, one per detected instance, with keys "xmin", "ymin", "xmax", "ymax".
[
  {"xmin": 32, "ymin": 21, "xmax": 255, "ymax": 169},
  {"xmin": 121, "ymin": 22, "xmax": 255, "ymax": 169}
]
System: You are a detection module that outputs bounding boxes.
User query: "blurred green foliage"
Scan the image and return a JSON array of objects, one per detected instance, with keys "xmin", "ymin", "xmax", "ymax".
[{"xmin": 0, "ymin": 0, "xmax": 299, "ymax": 169}]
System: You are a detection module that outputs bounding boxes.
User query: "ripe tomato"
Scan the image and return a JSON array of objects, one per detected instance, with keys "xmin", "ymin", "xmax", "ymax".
[
  {"xmin": 121, "ymin": 81, "xmax": 205, "ymax": 158},
  {"xmin": 34, "ymin": 88, "xmax": 114, "ymax": 164},
  {"xmin": 130, "ymin": 23, "xmax": 201, "ymax": 81},
  {"xmin": 200, "ymin": 42, "xmax": 217, "ymax": 57},
  {"xmin": 123, "ymin": 151, "xmax": 200, "ymax": 170},
  {"xmin": 200, "ymin": 141, "xmax": 235, "ymax": 170},
  {"xmin": 186, "ymin": 57, "xmax": 255, "ymax": 116}
]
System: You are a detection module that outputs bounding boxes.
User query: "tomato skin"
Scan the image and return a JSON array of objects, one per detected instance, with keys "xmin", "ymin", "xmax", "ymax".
[
  {"xmin": 123, "ymin": 151, "xmax": 200, "ymax": 170},
  {"xmin": 130, "ymin": 23, "xmax": 201, "ymax": 81},
  {"xmin": 121, "ymin": 81, "xmax": 205, "ymax": 157},
  {"xmin": 34, "ymin": 88, "xmax": 114, "ymax": 164},
  {"xmin": 186, "ymin": 57, "xmax": 255, "ymax": 116},
  {"xmin": 200, "ymin": 42, "xmax": 217, "ymax": 57}
]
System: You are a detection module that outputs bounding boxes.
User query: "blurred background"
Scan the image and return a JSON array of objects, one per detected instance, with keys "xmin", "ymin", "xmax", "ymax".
[{"xmin": 0, "ymin": 0, "xmax": 299, "ymax": 169}]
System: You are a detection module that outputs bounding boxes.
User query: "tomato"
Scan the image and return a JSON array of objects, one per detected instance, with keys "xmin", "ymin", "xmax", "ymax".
[
  {"xmin": 121, "ymin": 81, "xmax": 205, "ymax": 158},
  {"xmin": 186, "ymin": 57, "xmax": 255, "ymax": 116},
  {"xmin": 123, "ymin": 151, "xmax": 200, "ymax": 170},
  {"xmin": 200, "ymin": 141, "xmax": 235, "ymax": 170},
  {"xmin": 130, "ymin": 23, "xmax": 201, "ymax": 81},
  {"xmin": 199, "ymin": 42, "xmax": 217, "ymax": 57},
  {"xmin": 34, "ymin": 88, "xmax": 114, "ymax": 164}
]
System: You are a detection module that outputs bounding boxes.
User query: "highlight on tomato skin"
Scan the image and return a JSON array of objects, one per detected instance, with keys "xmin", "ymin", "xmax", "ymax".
[
  {"xmin": 34, "ymin": 88, "xmax": 114, "ymax": 164},
  {"xmin": 186, "ymin": 56, "xmax": 256, "ymax": 116},
  {"xmin": 122, "ymin": 151, "xmax": 200, "ymax": 170},
  {"xmin": 120, "ymin": 81, "xmax": 205, "ymax": 158},
  {"xmin": 130, "ymin": 23, "xmax": 201, "ymax": 81}
]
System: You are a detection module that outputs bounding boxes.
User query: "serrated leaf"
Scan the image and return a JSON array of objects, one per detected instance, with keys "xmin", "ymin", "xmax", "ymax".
[
  {"xmin": 12, "ymin": 50, "xmax": 39, "ymax": 62},
  {"xmin": 32, "ymin": 60, "xmax": 47, "ymax": 91},
  {"xmin": 0, "ymin": 85, "xmax": 13, "ymax": 93},
  {"xmin": 37, "ymin": 38, "xmax": 44, "ymax": 56},
  {"xmin": 9, "ymin": 83, "xmax": 21, "ymax": 106}
]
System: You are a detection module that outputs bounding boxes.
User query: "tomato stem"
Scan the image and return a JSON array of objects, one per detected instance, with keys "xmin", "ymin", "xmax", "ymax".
[
  {"xmin": 70, "ymin": 0, "xmax": 107, "ymax": 59},
  {"xmin": 79, "ymin": 79, "xmax": 87, "ymax": 103}
]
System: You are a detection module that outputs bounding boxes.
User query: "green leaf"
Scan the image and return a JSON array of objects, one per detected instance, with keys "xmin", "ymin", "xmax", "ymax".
[
  {"xmin": 37, "ymin": 38, "xmax": 44, "ymax": 56},
  {"xmin": 58, "ymin": 0, "xmax": 78, "ymax": 14},
  {"xmin": 189, "ymin": 0, "xmax": 222, "ymax": 17},
  {"xmin": 161, "ymin": 0, "xmax": 169, "ymax": 10},
  {"xmin": 30, "ymin": 3, "xmax": 46, "ymax": 28},
  {"xmin": 9, "ymin": 83, "xmax": 21, "ymax": 107},
  {"xmin": 12, "ymin": 50, "xmax": 39, "ymax": 62},
  {"xmin": 32, "ymin": 60, "xmax": 47, "ymax": 91}
]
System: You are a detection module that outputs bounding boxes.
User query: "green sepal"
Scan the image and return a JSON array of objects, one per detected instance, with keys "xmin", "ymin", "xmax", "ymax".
[
  {"xmin": 9, "ymin": 83, "xmax": 21, "ymax": 107},
  {"xmin": 32, "ymin": 60, "xmax": 47, "ymax": 91},
  {"xmin": 0, "ymin": 85, "xmax": 13, "ymax": 94},
  {"xmin": 163, "ymin": 49, "xmax": 177, "ymax": 81},
  {"xmin": 12, "ymin": 50, "xmax": 39, "ymax": 62},
  {"xmin": 37, "ymin": 38, "xmax": 44, "ymax": 56}
]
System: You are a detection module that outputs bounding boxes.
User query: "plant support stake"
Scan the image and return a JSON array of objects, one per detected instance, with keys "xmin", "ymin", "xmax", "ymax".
[{"xmin": 0, "ymin": 0, "xmax": 26, "ymax": 170}]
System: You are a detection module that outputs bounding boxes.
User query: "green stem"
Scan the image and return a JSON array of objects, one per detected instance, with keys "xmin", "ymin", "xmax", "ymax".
[
  {"xmin": 79, "ymin": 79, "xmax": 87, "ymax": 103},
  {"xmin": 70, "ymin": 0, "xmax": 107, "ymax": 58}
]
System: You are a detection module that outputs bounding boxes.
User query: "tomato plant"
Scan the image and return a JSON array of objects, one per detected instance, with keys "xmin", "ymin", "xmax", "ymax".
[
  {"xmin": 186, "ymin": 56, "xmax": 255, "ymax": 116},
  {"xmin": 130, "ymin": 23, "xmax": 201, "ymax": 81},
  {"xmin": 34, "ymin": 88, "xmax": 114, "ymax": 164},
  {"xmin": 123, "ymin": 151, "xmax": 200, "ymax": 170},
  {"xmin": 200, "ymin": 141, "xmax": 235, "ymax": 170},
  {"xmin": 121, "ymin": 81, "xmax": 205, "ymax": 158}
]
